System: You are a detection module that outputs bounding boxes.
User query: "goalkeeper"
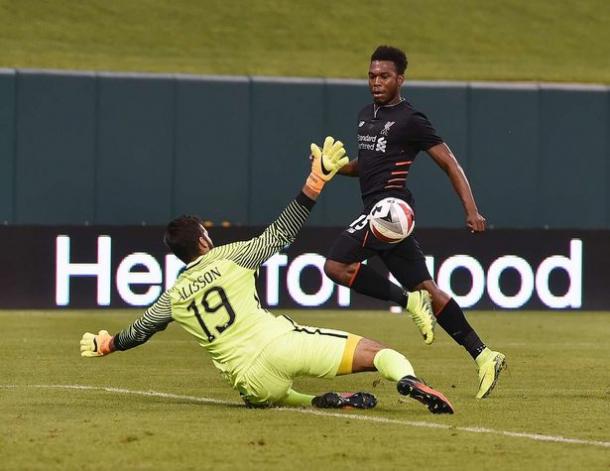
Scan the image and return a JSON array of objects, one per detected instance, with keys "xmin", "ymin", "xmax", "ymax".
[{"xmin": 80, "ymin": 137, "xmax": 453, "ymax": 414}]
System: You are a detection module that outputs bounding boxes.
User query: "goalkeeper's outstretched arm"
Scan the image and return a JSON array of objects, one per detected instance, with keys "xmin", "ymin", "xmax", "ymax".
[
  {"xmin": 218, "ymin": 136, "xmax": 349, "ymax": 270},
  {"xmin": 80, "ymin": 291, "xmax": 173, "ymax": 357}
]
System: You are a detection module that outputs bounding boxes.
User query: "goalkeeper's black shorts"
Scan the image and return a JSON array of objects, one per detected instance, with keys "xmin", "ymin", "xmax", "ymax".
[{"xmin": 327, "ymin": 208, "xmax": 432, "ymax": 291}]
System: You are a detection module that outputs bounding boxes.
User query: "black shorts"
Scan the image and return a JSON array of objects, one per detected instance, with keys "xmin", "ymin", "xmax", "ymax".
[{"xmin": 327, "ymin": 209, "xmax": 432, "ymax": 291}]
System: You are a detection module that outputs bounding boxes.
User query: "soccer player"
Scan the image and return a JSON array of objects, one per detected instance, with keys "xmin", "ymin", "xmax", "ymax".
[
  {"xmin": 323, "ymin": 46, "xmax": 506, "ymax": 399},
  {"xmin": 80, "ymin": 137, "xmax": 454, "ymax": 414}
]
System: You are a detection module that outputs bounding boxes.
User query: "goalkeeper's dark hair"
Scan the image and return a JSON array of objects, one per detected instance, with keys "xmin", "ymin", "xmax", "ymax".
[
  {"xmin": 164, "ymin": 215, "xmax": 205, "ymax": 263},
  {"xmin": 371, "ymin": 45, "xmax": 408, "ymax": 75}
]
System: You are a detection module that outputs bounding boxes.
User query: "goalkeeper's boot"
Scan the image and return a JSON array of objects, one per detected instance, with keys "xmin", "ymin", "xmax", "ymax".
[
  {"xmin": 406, "ymin": 290, "xmax": 435, "ymax": 345},
  {"xmin": 475, "ymin": 348, "xmax": 507, "ymax": 399},
  {"xmin": 397, "ymin": 375, "xmax": 454, "ymax": 414},
  {"xmin": 312, "ymin": 392, "xmax": 377, "ymax": 409}
]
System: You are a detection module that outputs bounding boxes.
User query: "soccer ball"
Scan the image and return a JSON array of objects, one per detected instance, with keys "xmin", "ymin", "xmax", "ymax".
[{"xmin": 368, "ymin": 197, "xmax": 415, "ymax": 243}]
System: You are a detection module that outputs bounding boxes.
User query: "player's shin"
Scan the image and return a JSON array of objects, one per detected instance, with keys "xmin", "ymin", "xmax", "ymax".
[
  {"xmin": 436, "ymin": 298, "xmax": 486, "ymax": 359},
  {"xmin": 373, "ymin": 348, "xmax": 415, "ymax": 381},
  {"xmin": 349, "ymin": 263, "xmax": 407, "ymax": 306}
]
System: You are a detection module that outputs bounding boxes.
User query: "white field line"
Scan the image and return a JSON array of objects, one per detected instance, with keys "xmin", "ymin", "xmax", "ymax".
[{"xmin": 3, "ymin": 384, "xmax": 609, "ymax": 449}]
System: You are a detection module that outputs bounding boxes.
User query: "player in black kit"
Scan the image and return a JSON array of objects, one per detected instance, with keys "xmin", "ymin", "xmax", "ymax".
[{"xmin": 324, "ymin": 45, "xmax": 506, "ymax": 399}]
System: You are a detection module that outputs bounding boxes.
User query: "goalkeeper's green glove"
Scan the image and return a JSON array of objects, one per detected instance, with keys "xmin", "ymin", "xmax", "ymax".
[
  {"xmin": 306, "ymin": 136, "xmax": 349, "ymax": 193},
  {"xmin": 80, "ymin": 330, "xmax": 115, "ymax": 357}
]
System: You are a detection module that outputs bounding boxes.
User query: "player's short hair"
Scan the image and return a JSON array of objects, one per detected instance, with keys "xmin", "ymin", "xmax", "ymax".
[
  {"xmin": 164, "ymin": 215, "xmax": 205, "ymax": 263},
  {"xmin": 371, "ymin": 45, "xmax": 408, "ymax": 75}
]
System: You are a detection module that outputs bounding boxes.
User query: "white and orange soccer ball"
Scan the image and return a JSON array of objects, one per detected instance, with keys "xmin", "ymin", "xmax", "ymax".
[{"xmin": 368, "ymin": 197, "xmax": 415, "ymax": 243}]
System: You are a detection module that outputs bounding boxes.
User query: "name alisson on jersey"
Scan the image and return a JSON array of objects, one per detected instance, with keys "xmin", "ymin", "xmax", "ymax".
[{"xmin": 177, "ymin": 266, "xmax": 222, "ymax": 300}]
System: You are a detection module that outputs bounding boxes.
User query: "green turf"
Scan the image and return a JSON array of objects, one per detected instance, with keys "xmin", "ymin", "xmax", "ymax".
[
  {"xmin": 1, "ymin": 309, "xmax": 609, "ymax": 470},
  {"xmin": 0, "ymin": 0, "xmax": 608, "ymax": 83}
]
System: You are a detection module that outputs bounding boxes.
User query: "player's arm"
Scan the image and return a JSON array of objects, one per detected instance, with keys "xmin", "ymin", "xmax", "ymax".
[
  {"xmin": 426, "ymin": 143, "xmax": 486, "ymax": 232},
  {"xmin": 337, "ymin": 158, "xmax": 359, "ymax": 177},
  {"xmin": 80, "ymin": 291, "xmax": 173, "ymax": 357},
  {"xmin": 229, "ymin": 137, "xmax": 348, "ymax": 269}
]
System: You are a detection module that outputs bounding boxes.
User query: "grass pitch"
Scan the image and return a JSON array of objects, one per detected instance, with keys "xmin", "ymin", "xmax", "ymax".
[
  {"xmin": 2, "ymin": 309, "xmax": 609, "ymax": 470},
  {"xmin": 1, "ymin": 0, "xmax": 609, "ymax": 83}
]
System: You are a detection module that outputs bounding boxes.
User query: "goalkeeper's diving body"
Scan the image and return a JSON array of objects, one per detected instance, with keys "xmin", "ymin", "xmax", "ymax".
[{"xmin": 80, "ymin": 137, "xmax": 453, "ymax": 414}]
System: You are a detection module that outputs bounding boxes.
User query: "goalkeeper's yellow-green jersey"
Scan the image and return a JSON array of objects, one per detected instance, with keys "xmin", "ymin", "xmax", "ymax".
[{"xmin": 113, "ymin": 193, "xmax": 315, "ymax": 386}]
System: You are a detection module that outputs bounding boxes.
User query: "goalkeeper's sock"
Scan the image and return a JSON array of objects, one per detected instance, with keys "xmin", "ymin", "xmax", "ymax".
[
  {"xmin": 279, "ymin": 389, "xmax": 316, "ymax": 407},
  {"xmin": 436, "ymin": 298, "xmax": 486, "ymax": 359},
  {"xmin": 373, "ymin": 348, "xmax": 415, "ymax": 382},
  {"xmin": 349, "ymin": 263, "xmax": 407, "ymax": 307}
]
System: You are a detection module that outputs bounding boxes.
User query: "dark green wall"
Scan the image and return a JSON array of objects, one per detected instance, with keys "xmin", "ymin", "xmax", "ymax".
[
  {"xmin": 174, "ymin": 76, "xmax": 250, "ymax": 225},
  {"xmin": 467, "ymin": 85, "xmax": 540, "ymax": 228},
  {"xmin": 96, "ymin": 75, "xmax": 174, "ymax": 224},
  {"xmin": 2, "ymin": 70, "xmax": 608, "ymax": 228},
  {"xmin": 15, "ymin": 71, "xmax": 96, "ymax": 223},
  {"xmin": 538, "ymin": 87, "xmax": 608, "ymax": 228},
  {"xmin": 0, "ymin": 71, "xmax": 15, "ymax": 224}
]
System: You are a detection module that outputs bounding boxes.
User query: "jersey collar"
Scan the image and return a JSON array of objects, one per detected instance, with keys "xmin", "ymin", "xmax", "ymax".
[
  {"xmin": 373, "ymin": 98, "xmax": 405, "ymax": 116},
  {"xmin": 185, "ymin": 254, "xmax": 206, "ymax": 271}
]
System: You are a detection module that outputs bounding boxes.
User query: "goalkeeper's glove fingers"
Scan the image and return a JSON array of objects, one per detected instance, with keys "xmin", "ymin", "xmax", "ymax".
[
  {"xmin": 312, "ymin": 136, "xmax": 348, "ymax": 171},
  {"xmin": 321, "ymin": 135, "xmax": 347, "ymax": 159},
  {"xmin": 306, "ymin": 136, "xmax": 349, "ymax": 193},
  {"xmin": 80, "ymin": 330, "xmax": 115, "ymax": 357}
]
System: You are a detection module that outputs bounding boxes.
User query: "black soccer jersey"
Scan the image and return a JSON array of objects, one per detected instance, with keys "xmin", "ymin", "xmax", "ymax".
[{"xmin": 356, "ymin": 99, "xmax": 443, "ymax": 207}]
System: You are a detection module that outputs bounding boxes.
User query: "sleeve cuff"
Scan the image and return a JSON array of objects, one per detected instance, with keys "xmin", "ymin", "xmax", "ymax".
[
  {"xmin": 296, "ymin": 191, "xmax": 316, "ymax": 211},
  {"xmin": 112, "ymin": 334, "xmax": 125, "ymax": 351}
]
